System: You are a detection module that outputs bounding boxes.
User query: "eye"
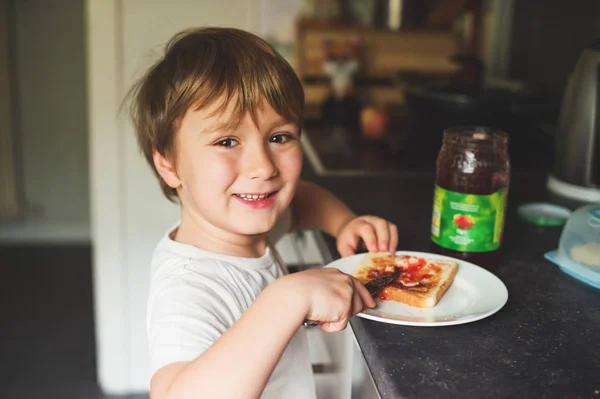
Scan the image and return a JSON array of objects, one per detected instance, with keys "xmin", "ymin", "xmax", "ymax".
[
  {"xmin": 269, "ymin": 133, "xmax": 296, "ymax": 144},
  {"xmin": 214, "ymin": 137, "xmax": 239, "ymax": 148}
]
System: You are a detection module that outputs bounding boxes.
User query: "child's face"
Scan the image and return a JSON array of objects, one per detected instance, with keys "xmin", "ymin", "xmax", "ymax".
[{"xmin": 168, "ymin": 100, "xmax": 302, "ymax": 238}]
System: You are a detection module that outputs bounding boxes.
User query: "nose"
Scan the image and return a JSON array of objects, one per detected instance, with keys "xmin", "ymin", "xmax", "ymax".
[{"xmin": 242, "ymin": 143, "xmax": 278, "ymax": 180}]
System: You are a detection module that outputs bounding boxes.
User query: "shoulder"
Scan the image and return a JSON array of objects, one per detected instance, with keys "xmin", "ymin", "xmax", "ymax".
[
  {"xmin": 147, "ymin": 257, "xmax": 246, "ymax": 346},
  {"xmin": 149, "ymin": 255, "xmax": 241, "ymax": 302},
  {"xmin": 150, "ymin": 225, "xmax": 239, "ymax": 281},
  {"xmin": 148, "ymin": 225, "xmax": 283, "ymax": 316},
  {"xmin": 148, "ymin": 252, "xmax": 273, "ymax": 318}
]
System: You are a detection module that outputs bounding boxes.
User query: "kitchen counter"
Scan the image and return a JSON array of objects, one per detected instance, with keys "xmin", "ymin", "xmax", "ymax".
[
  {"xmin": 302, "ymin": 167, "xmax": 600, "ymax": 398},
  {"xmin": 299, "ymin": 109, "xmax": 555, "ymax": 177}
]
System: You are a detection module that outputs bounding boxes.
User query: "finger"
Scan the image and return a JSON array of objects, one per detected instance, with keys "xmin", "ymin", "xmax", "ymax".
[
  {"xmin": 319, "ymin": 322, "xmax": 331, "ymax": 331},
  {"xmin": 358, "ymin": 223, "xmax": 378, "ymax": 253},
  {"xmin": 372, "ymin": 219, "xmax": 391, "ymax": 252},
  {"xmin": 388, "ymin": 223, "xmax": 398, "ymax": 253},
  {"xmin": 352, "ymin": 277, "xmax": 376, "ymax": 309},
  {"xmin": 350, "ymin": 290, "xmax": 366, "ymax": 315},
  {"xmin": 320, "ymin": 318, "xmax": 349, "ymax": 333},
  {"xmin": 337, "ymin": 235, "xmax": 358, "ymax": 257}
]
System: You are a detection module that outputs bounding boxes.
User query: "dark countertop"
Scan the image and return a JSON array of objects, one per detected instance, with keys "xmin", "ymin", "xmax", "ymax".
[
  {"xmin": 302, "ymin": 167, "xmax": 600, "ymax": 398},
  {"xmin": 300, "ymin": 107, "xmax": 555, "ymax": 177}
]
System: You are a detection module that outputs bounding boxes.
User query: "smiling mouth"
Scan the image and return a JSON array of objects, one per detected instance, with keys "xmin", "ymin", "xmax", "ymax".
[{"xmin": 234, "ymin": 191, "xmax": 278, "ymax": 201}]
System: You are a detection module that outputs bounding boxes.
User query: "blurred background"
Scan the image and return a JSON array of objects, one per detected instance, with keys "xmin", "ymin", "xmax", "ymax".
[{"xmin": 0, "ymin": 0, "xmax": 599, "ymax": 398}]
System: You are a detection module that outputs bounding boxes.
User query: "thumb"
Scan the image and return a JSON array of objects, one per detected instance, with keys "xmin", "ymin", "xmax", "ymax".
[{"xmin": 320, "ymin": 318, "xmax": 349, "ymax": 333}]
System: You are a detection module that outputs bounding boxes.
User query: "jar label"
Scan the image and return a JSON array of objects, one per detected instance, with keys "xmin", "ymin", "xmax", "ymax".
[{"xmin": 431, "ymin": 185, "xmax": 508, "ymax": 253}]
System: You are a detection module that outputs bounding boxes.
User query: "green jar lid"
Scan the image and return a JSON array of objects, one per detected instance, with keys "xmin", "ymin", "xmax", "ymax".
[{"xmin": 518, "ymin": 203, "xmax": 572, "ymax": 226}]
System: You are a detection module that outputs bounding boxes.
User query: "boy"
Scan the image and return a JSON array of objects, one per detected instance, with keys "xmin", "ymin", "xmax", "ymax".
[{"xmin": 129, "ymin": 27, "xmax": 398, "ymax": 398}]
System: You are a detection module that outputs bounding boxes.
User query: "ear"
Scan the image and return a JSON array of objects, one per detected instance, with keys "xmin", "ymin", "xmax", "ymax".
[{"xmin": 152, "ymin": 148, "xmax": 182, "ymax": 189}]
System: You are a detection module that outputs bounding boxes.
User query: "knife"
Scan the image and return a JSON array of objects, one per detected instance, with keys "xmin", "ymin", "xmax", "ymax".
[
  {"xmin": 363, "ymin": 267, "xmax": 400, "ymax": 297},
  {"xmin": 303, "ymin": 268, "xmax": 400, "ymax": 327}
]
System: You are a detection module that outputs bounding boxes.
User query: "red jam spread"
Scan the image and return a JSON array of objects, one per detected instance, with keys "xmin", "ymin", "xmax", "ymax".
[
  {"xmin": 379, "ymin": 290, "xmax": 389, "ymax": 301},
  {"xmin": 367, "ymin": 256, "xmax": 439, "ymax": 301}
]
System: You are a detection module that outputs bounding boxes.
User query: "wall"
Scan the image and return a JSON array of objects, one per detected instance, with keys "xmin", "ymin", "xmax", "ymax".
[{"xmin": 0, "ymin": 0, "xmax": 89, "ymax": 242}]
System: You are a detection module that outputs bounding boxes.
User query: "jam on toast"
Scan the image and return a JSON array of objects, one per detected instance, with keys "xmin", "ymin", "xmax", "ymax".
[{"xmin": 354, "ymin": 252, "xmax": 458, "ymax": 308}]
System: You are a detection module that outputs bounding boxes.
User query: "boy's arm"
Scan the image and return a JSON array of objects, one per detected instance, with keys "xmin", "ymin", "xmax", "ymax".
[
  {"xmin": 151, "ymin": 279, "xmax": 304, "ymax": 399},
  {"xmin": 290, "ymin": 180, "xmax": 356, "ymax": 237},
  {"xmin": 150, "ymin": 269, "xmax": 375, "ymax": 399},
  {"xmin": 290, "ymin": 180, "xmax": 398, "ymax": 256}
]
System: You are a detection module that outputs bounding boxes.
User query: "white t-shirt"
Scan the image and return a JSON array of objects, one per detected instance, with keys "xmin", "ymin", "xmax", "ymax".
[{"xmin": 146, "ymin": 209, "xmax": 316, "ymax": 399}]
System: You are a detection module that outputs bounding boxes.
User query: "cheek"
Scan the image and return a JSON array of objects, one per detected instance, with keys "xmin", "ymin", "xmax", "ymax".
[
  {"xmin": 184, "ymin": 154, "xmax": 238, "ymax": 197},
  {"xmin": 276, "ymin": 146, "xmax": 303, "ymax": 181}
]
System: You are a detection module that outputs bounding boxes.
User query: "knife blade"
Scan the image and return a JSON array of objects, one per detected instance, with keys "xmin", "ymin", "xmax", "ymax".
[
  {"xmin": 303, "ymin": 268, "xmax": 400, "ymax": 327},
  {"xmin": 363, "ymin": 268, "xmax": 400, "ymax": 297}
]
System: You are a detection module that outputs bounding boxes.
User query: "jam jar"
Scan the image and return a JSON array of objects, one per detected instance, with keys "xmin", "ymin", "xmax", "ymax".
[{"xmin": 430, "ymin": 126, "xmax": 510, "ymax": 269}]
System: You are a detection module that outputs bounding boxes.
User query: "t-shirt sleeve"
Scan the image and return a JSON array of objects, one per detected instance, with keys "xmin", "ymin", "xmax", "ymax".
[{"xmin": 147, "ymin": 271, "xmax": 240, "ymax": 376}]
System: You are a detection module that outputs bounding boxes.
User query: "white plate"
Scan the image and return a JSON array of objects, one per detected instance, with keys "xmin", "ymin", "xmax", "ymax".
[{"xmin": 325, "ymin": 251, "xmax": 509, "ymax": 327}]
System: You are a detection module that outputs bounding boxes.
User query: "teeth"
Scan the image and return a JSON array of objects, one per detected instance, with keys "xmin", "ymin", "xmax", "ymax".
[{"xmin": 238, "ymin": 193, "xmax": 269, "ymax": 200}]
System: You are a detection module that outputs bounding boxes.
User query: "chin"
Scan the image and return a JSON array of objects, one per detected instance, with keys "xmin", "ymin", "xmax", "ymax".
[
  {"xmin": 234, "ymin": 215, "xmax": 278, "ymax": 236},
  {"xmin": 236, "ymin": 224, "xmax": 274, "ymax": 237}
]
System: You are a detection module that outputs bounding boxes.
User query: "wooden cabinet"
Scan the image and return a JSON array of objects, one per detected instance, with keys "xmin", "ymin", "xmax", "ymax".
[{"xmin": 295, "ymin": 18, "xmax": 461, "ymax": 106}]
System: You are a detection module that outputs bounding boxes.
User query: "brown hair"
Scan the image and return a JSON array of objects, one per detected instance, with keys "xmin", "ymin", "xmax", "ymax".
[{"xmin": 127, "ymin": 27, "xmax": 305, "ymax": 202}]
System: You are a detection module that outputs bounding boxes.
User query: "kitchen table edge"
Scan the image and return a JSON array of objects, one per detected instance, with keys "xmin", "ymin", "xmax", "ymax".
[{"xmin": 311, "ymin": 229, "xmax": 386, "ymax": 399}]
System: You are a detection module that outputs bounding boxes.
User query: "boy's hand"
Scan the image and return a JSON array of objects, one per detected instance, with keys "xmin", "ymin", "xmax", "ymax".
[
  {"xmin": 336, "ymin": 215, "xmax": 398, "ymax": 257},
  {"xmin": 277, "ymin": 268, "xmax": 376, "ymax": 332}
]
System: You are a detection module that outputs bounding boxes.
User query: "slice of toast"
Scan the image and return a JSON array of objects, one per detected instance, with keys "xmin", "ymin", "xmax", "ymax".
[{"xmin": 354, "ymin": 252, "xmax": 459, "ymax": 308}]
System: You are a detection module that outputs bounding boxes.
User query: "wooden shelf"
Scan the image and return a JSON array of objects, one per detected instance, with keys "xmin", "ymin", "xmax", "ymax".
[{"xmin": 295, "ymin": 17, "xmax": 461, "ymax": 105}]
